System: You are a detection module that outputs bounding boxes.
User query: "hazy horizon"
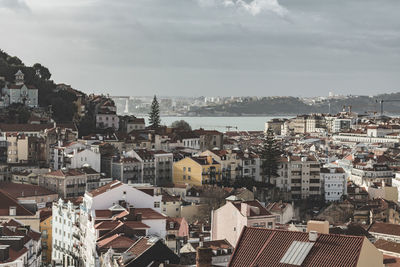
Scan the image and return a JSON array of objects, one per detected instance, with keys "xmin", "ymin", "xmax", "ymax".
[{"xmin": 1, "ymin": 0, "xmax": 399, "ymax": 97}]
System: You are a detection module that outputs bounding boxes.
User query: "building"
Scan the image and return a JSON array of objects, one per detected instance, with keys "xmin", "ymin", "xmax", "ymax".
[
  {"xmin": 111, "ymin": 156, "xmax": 142, "ymax": 184},
  {"xmin": 125, "ymin": 150, "xmax": 173, "ymax": 186},
  {"xmin": 0, "ymin": 219, "xmax": 42, "ymax": 267},
  {"xmin": 350, "ymin": 163, "xmax": 393, "ymax": 187},
  {"xmin": 265, "ymin": 118, "xmax": 286, "ymax": 135},
  {"xmin": 0, "ymin": 70, "xmax": 38, "ymax": 108},
  {"xmin": 51, "ymin": 199, "xmax": 80, "ymax": 267},
  {"xmin": 228, "ymin": 226, "xmax": 383, "ymax": 267},
  {"xmin": 368, "ymin": 222, "xmax": 400, "ymax": 243},
  {"xmin": 265, "ymin": 201, "xmax": 294, "ymax": 224},
  {"xmin": 126, "ymin": 117, "xmax": 145, "ymax": 132},
  {"xmin": 161, "ymin": 193, "xmax": 181, "ymax": 218},
  {"xmin": 165, "ymin": 217, "xmax": 189, "ymax": 252},
  {"xmin": 79, "ymin": 181, "xmax": 165, "ymax": 266},
  {"xmin": 95, "ymin": 111, "xmax": 119, "ymax": 130},
  {"xmin": 211, "ymin": 200, "xmax": 276, "ymax": 246},
  {"xmin": 200, "ymin": 149, "xmax": 241, "ymax": 182},
  {"xmin": 321, "ymin": 167, "xmax": 347, "ymax": 202},
  {"xmin": 51, "ymin": 142, "xmax": 101, "ymax": 172},
  {"xmin": 0, "ymin": 189, "xmax": 40, "ymax": 231},
  {"xmin": 173, "ymin": 156, "xmax": 222, "ymax": 186},
  {"xmin": 40, "ymin": 167, "xmax": 101, "ymax": 198},
  {"xmin": 0, "ymin": 182, "xmax": 58, "ymax": 209},
  {"xmin": 40, "ymin": 209, "xmax": 52, "ymax": 265},
  {"xmin": 274, "ymin": 155, "xmax": 321, "ymax": 200},
  {"xmin": 180, "ymin": 239, "xmax": 233, "ymax": 266},
  {"xmin": 194, "ymin": 129, "xmax": 224, "ymax": 150}
]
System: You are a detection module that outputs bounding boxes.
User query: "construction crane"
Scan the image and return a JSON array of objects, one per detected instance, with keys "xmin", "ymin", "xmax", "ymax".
[{"xmin": 377, "ymin": 99, "xmax": 400, "ymax": 116}]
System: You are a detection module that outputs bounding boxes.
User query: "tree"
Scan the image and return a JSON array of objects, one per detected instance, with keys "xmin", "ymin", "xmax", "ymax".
[
  {"xmin": 261, "ymin": 128, "xmax": 281, "ymax": 184},
  {"xmin": 171, "ymin": 120, "xmax": 191, "ymax": 131},
  {"xmin": 148, "ymin": 95, "xmax": 161, "ymax": 128}
]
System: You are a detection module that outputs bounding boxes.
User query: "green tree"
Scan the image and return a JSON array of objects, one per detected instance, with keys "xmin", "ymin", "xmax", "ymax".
[
  {"xmin": 261, "ymin": 128, "xmax": 281, "ymax": 184},
  {"xmin": 148, "ymin": 95, "xmax": 161, "ymax": 128},
  {"xmin": 171, "ymin": 120, "xmax": 191, "ymax": 131}
]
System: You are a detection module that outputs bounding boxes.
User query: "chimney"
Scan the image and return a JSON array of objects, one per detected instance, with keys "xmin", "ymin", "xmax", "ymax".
[
  {"xmin": 241, "ymin": 203, "xmax": 251, "ymax": 217},
  {"xmin": 136, "ymin": 212, "xmax": 142, "ymax": 222},
  {"xmin": 9, "ymin": 207, "xmax": 16, "ymax": 216},
  {"xmin": 307, "ymin": 220, "xmax": 329, "ymax": 234},
  {"xmin": 196, "ymin": 245, "xmax": 212, "ymax": 267},
  {"xmin": 309, "ymin": 231, "xmax": 318, "ymax": 242}
]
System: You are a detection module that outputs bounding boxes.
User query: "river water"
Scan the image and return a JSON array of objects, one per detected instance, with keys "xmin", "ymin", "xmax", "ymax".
[{"xmin": 144, "ymin": 116, "xmax": 290, "ymax": 131}]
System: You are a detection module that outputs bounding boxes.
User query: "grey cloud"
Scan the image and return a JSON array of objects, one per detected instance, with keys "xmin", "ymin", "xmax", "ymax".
[{"xmin": 0, "ymin": 0, "xmax": 30, "ymax": 11}]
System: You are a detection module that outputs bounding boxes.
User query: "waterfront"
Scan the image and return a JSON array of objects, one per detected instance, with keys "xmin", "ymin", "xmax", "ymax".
[{"xmin": 144, "ymin": 116, "xmax": 290, "ymax": 131}]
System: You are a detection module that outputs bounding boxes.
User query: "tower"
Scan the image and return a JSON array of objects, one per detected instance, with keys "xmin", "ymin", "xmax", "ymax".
[{"xmin": 15, "ymin": 70, "xmax": 24, "ymax": 85}]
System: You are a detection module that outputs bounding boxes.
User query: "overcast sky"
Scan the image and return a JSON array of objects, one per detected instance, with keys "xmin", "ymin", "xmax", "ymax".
[{"xmin": 1, "ymin": 0, "xmax": 399, "ymax": 97}]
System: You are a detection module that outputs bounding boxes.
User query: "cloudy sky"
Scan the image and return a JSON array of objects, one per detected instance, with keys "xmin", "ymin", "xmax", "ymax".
[{"xmin": 0, "ymin": 0, "xmax": 399, "ymax": 97}]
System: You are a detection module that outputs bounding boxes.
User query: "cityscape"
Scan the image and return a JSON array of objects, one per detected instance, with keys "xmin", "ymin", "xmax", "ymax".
[{"xmin": 1, "ymin": 0, "xmax": 400, "ymax": 267}]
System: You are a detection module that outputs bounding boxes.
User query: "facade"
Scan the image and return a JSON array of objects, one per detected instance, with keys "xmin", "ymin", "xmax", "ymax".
[
  {"xmin": 211, "ymin": 200, "xmax": 276, "ymax": 246},
  {"xmin": 51, "ymin": 199, "xmax": 80, "ymax": 267},
  {"xmin": 274, "ymin": 155, "xmax": 321, "ymax": 200},
  {"xmin": 111, "ymin": 157, "xmax": 142, "ymax": 184},
  {"xmin": 350, "ymin": 163, "xmax": 393, "ymax": 187},
  {"xmin": 79, "ymin": 181, "xmax": 164, "ymax": 266},
  {"xmin": 126, "ymin": 117, "xmax": 145, "ymax": 132},
  {"xmin": 200, "ymin": 150, "xmax": 241, "ymax": 182},
  {"xmin": 40, "ymin": 212, "xmax": 52, "ymax": 265},
  {"xmin": 321, "ymin": 167, "xmax": 347, "ymax": 202},
  {"xmin": 95, "ymin": 112, "xmax": 119, "ymax": 130},
  {"xmin": 0, "ymin": 70, "xmax": 38, "ymax": 108},
  {"xmin": 194, "ymin": 129, "xmax": 224, "ymax": 150},
  {"xmin": 173, "ymin": 156, "xmax": 222, "ymax": 186},
  {"xmin": 40, "ymin": 167, "xmax": 101, "ymax": 198},
  {"xmin": 51, "ymin": 142, "xmax": 101, "ymax": 172}
]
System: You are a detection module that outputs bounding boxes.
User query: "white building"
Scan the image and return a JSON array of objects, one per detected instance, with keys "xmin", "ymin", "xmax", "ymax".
[
  {"xmin": 0, "ymin": 70, "xmax": 39, "ymax": 108},
  {"xmin": 320, "ymin": 167, "xmax": 347, "ymax": 202},
  {"xmin": 51, "ymin": 199, "xmax": 80, "ymax": 267},
  {"xmin": 79, "ymin": 181, "xmax": 165, "ymax": 267},
  {"xmin": 51, "ymin": 142, "xmax": 101, "ymax": 172}
]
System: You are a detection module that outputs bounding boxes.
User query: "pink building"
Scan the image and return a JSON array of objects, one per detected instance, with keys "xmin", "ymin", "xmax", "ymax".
[{"xmin": 211, "ymin": 200, "xmax": 276, "ymax": 246}]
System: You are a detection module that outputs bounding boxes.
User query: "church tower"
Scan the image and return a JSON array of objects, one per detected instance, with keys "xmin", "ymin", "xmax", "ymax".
[{"xmin": 15, "ymin": 69, "xmax": 24, "ymax": 85}]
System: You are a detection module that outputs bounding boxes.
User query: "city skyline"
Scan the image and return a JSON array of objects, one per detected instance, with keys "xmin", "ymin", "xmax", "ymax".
[{"xmin": 1, "ymin": 0, "xmax": 399, "ymax": 97}]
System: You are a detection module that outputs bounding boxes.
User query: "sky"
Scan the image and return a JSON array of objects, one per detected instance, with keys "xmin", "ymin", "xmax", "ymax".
[{"xmin": 0, "ymin": 0, "xmax": 399, "ymax": 97}]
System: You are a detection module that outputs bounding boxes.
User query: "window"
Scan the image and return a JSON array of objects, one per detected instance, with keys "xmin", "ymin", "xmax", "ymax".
[
  {"xmin": 154, "ymin": 202, "xmax": 160, "ymax": 208},
  {"xmin": 183, "ymin": 167, "xmax": 186, "ymax": 172},
  {"xmin": 188, "ymin": 167, "xmax": 191, "ymax": 172},
  {"xmin": 188, "ymin": 176, "xmax": 191, "ymax": 180},
  {"xmin": 183, "ymin": 175, "xmax": 186, "ymax": 180}
]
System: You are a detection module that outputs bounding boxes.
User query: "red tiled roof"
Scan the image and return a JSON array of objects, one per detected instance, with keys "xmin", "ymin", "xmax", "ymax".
[
  {"xmin": 368, "ymin": 222, "xmax": 400, "ymax": 237},
  {"xmin": 0, "ymin": 182, "xmax": 56, "ymax": 198},
  {"xmin": 97, "ymin": 234, "xmax": 137, "ymax": 249},
  {"xmin": 0, "ymin": 190, "xmax": 34, "ymax": 216},
  {"xmin": 88, "ymin": 180, "xmax": 123, "ymax": 197},
  {"xmin": 229, "ymin": 227, "xmax": 365, "ymax": 267}
]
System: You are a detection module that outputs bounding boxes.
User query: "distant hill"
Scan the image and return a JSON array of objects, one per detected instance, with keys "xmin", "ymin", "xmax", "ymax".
[
  {"xmin": 0, "ymin": 49, "xmax": 82, "ymax": 122},
  {"xmin": 193, "ymin": 94, "xmax": 400, "ymax": 116}
]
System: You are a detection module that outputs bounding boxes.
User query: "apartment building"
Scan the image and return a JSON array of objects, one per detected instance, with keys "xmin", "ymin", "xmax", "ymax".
[
  {"xmin": 111, "ymin": 156, "xmax": 142, "ymax": 184},
  {"xmin": 40, "ymin": 167, "xmax": 101, "ymax": 198},
  {"xmin": 274, "ymin": 155, "xmax": 321, "ymax": 200},
  {"xmin": 6, "ymin": 134, "xmax": 45, "ymax": 164},
  {"xmin": 321, "ymin": 167, "xmax": 347, "ymax": 202},
  {"xmin": 173, "ymin": 156, "xmax": 221, "ymax": 186},
  {"xmin": 194, "ymin": 129, "xmax": 224, "ymax": 150},
  {"xmin": 200, "ymin": 149, "xmax": 241, "ymax": 182},
  {"xmin": 350, "ymin": 163, "xmax": 393, "ymax": 187},
  {"xmin": 51, "ymin": 199, "xmax": 80, "ymax": 267}
]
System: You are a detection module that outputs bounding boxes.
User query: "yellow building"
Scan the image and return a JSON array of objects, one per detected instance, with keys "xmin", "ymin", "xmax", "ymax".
[
  {"xmin": 173, "ymin": 156, "xmax": 221, "ymax": 186},
  {"xmin": 40, "ymin": 210, "xmax": 52, "ymax": 265}
]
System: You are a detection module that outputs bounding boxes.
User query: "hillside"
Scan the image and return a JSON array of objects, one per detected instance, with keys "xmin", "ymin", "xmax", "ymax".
[
  {"xmin": 0, "ymin": 50, "xmax": 81, "ymax": 122},
  {"xmin": 194, "ymin": 94, "xmax": 400, "ymax": 116}
]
